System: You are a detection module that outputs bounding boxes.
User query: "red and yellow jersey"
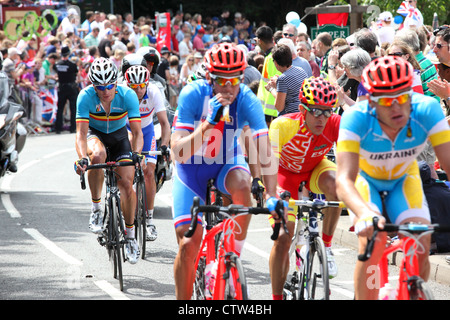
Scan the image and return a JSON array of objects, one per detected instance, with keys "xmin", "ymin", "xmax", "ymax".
[{"xmin": 269, "ymin": 112, "xmax": 340, "ymax": 173}]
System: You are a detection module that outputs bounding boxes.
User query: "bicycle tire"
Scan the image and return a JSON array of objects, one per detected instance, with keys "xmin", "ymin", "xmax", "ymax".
[
  {"xmin": 192, "ymin": 256, "xmax": 207, "ymax": 300},
  {"xmin": 224, "ymin": 253, "xmax": 249, "ymax": 300},
  {"xmin": 409, "ymin": 277, "xmax": 434, "ymax": 300},
  {"xmin": 307, "ymin": 237, "xmax": 329, "ymax": 300},
  {"xmin": 109, "ymin": 195, "xmax": 124, "ymax": 291},
  {"xmin": 135, "ymin": 179, "xmax": 148, "ymax": 259}
]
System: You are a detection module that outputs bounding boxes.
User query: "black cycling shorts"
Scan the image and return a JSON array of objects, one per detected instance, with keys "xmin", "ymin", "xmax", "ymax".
[{"xmin": 87, "ymin": 126, "xmax": 132, "ymax": 162}]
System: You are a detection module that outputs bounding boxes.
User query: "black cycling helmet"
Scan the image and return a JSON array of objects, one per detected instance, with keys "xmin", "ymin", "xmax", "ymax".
[
  {"xmin": 121, "ymin": 53, "xmax": 146, "ymax": 75},
  {"xmin": 136, "ymin": 46, "xmax": 160, "ymax": 74}
]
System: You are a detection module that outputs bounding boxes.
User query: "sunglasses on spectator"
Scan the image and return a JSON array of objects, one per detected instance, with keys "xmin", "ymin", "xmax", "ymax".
[
  {"xmin": 370, "ymin": 91, "xmax": 412, "ymax": 107},
  {"xmin": 388, "ymin": 52, "xmax": 404, "ymax": 57},
  {"xmin": 434, "ymin": 43, "xmax": 449, "ymax": 50},
  {"xmin": 303, "ymin": 105, "xmax": 333, "ymax": 118},
  {"xmin": 283, "ymin": 33, "xmax": 295, "ymax": 37},
  {"xmin": 210, "ymin": 74, "xmax": 243, "ymax": 86},
  {"xmin": 128, "ymin": 83, "xmax": 146, "ymax": 89},
  {"xmin": 95, "ymin": 83, "xmax": 115, "ymax": 91}
]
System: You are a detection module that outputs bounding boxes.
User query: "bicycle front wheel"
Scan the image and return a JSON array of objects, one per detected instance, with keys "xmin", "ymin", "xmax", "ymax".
[
  {"xmin": 307, "ymin": 237, "xmax": 329, "ymax": 300},
  {"xmin": 135, "ymin": 179, "xmax": 148, "ymax": 259},
  {"xmin": 192, "ymin": 256, "xmax": 207, "ymax": 300},
  {"xmin": 109, "ymin": 195, "xmax": 124, "ymax": 291},
  {"xmin": 224, "ymin": 253, "xmax": 248, "ymax": 300}
]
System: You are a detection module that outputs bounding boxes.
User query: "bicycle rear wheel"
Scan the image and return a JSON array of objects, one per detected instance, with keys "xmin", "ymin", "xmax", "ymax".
[
  {"xmin": 108, "ymin": 195, "xmax": 124, "ymax": 291},
  {"xmin": 307, "ymin": 237, "xmax": 329, "ymax": 300},
  {"xmin": 409, "ymin": 277, "xmax": 434, "ymax": 300},
  {"xmin": 135, "ymin": 179, "xmax": 148, "ymax": 259},
  {"xmin": 224, "ymin": 253, "xmax": 249, "ymax": 300}
]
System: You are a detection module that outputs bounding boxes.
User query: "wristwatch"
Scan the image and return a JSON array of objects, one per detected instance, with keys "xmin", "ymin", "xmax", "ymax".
[{"xmin": 328, "ymin": 65, "xmax": 337, "ymax": 70}]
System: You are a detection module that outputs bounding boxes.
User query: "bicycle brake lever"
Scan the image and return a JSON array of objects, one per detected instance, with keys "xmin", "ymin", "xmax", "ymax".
[{"xmin": 80, "ymin": 173, "xmax": 86, "ymax": 190}]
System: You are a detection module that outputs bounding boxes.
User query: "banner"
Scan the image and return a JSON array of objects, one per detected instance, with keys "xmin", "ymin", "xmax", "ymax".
[
  {"xmin": 317, "ymin": 13, "xmax": 349, "ymax": 26},
  {"xmin": 156, "ymin": 12, "xmax": 171, "ymax": 52}
]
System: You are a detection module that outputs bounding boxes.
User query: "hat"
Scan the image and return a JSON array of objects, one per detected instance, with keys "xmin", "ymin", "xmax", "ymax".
[
  {"xmin": 194, "ymin": 52, "xmax": 203, "ymax": 59},
  {"xmin": 418, "ymin": 161, "xmax": 432, "ymax": 184},
  {"xmin": 255, "ymin": 26, "xmax": 273, "ymax": 42},
  {"xmin": 379, "ymin": 11, "xmax": 393, "ymax": 22},
  {"xmin": 197, "ymin": 27, "xmax": 205, "ymax": 34},
  {"xmin": 61, "ymin": 46, "xmax": 71, "ymax": 57},
  {"xmin": 161, "ymin": 46, "xmax": 170, "ymax": 54},
  {"xmin": 105, "ymin": 28, "xmax": 113, "ymax": 36}
]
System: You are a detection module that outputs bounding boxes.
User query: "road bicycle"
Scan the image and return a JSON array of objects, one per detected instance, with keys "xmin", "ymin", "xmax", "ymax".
[
  {"xmin": 283, "ymin": 193, "xmax": 345, "ymax": 300},
  {"xmin": 133, "ymin": 151, "xmax": 161, "ymax": 259},
  {"xmin": 80, "ymin": 159, "xmax": 139, "ymax": 291},
  {"xmin": 358, "ymin": 192, "xmax": 450, "ymax": 300},
  {"xmin": 185, "ymin": 196, "xmax": 287, "ymax": 300}
]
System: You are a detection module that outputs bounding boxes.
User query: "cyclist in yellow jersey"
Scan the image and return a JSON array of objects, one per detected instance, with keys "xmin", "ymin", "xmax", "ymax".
[{"xmin": 336, "ymin": 56, "xmax": 450, "ymax": 299}]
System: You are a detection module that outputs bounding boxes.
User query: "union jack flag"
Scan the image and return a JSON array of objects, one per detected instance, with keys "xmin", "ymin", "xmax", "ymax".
[{"xmin": 397, "ymin": 1, "xmax": 420, "ymax": 22}]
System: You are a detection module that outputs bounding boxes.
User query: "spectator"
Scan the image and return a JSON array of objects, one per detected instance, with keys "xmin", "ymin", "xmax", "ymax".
[
  {"xmin": 354, "ymin": 28, "xmax": 379, "ymax": 59},
  {"xmin": 386, "ymin": 40, "xmax": 424, "ymax": 94},
  {"xmin": 395, "ymin": 28, "xmax": 439, "ymax": 101},
  {"xmin": 178, "ymin": 32, "xmax": 193, "ymax": 68},
  {"xmin": 375, "ymin": 11, "xmax": 396, "ymax": 46},
  {"xmin": 79, "ymin": 11, "xmax": 94, "ymax": 39},
  {"xmin": 180, "ymin": 54, "xmax": 195, "ymax": 86},
  {"xmin": 168, "ymin": 55, "xmax": 181, "ymax": 107},
  {"xmin": 83, "ymin": 27, "xmax": 100, "ymax": 48},
  {"xmin": 98, "ymin": 28, "xmax": 114, "ymax": 58},
  {"xmin": 54, "ymin": 46, "xmax": 78, "ymax": 134},
  {"xmin": 3, "ymin": 47, "xmax": 25, "ymax": 103},
  {"xmin": 237, "ymin": 44, "xmax": 261, "ymax": 85},
  {"xmin": 139, "ymin": 25, "xmax": 151, "ymax": 48},
  {"xmin": 297, "ymin": 41, "xmax": 320, "ymax": 77},
  {"xmin": 265, "ymin": 44, "xmax": 308, "ymax": 116},
  {"xmin": 254, "ymin": 26, "xmax": 274, "ymax": 57},
  {"xmin": 315, "ymin": 32, "xmax": 332, "ymax": 73},
  {"xmin": 192, "ymin": 27, "xmax": 206, "ymax": 54},
  {"xmin": 156, "ymin": 46, "xmax": 171, "ymax": 81},
  {"xmin": 277, "ymin": 38, "xmax": 312, "ymax": 77},
  {"xmin": 335, "ymin": 48, "xmax": 371, "ymax": 109},
  {"xmin": 123, "ymin": 13, "xmax": 134, "ymax": 33}
]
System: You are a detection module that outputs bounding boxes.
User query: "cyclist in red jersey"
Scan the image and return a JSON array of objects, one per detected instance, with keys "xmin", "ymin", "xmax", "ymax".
[{"xmin": 268, "ymin": 77, "xmax": 342, "ymax": 300}]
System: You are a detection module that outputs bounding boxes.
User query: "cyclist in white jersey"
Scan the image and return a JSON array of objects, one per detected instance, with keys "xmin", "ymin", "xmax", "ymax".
[
  {"xmin": 124, "ymin": 65, "xmax": 171, "ymax": 241},
  {"xmin": 336, "ymin": 56, "xmax": 450, "ymax": 299}
]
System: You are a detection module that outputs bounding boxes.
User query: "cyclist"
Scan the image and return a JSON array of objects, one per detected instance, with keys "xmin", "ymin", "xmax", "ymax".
[
  {"xmin": 170, "ymin": 43, "xmax": 284, "ymax": 299},
  {"xmin": 124, "ymin": 65, "xmax": 171, "ymax": 241},
  {"xmin": 336, "ymin": 56, "xmax": 450, "ymax": 300},
  {"xmin": 268, "ymin": 77, "xmax": 342, "ymax": 300},
  {"xmin": 74, "ymin": 57, "xmax": 144, "ymax": 264}
]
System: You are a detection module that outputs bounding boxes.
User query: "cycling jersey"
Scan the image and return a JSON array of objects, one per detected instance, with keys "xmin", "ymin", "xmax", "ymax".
[
  {"xmin": 337, "ymin": 93, "xmax": 450, "ymax": 180},
  {"xmin": 269, "ymin": 112, "xmax": 340, "ymax": 173},
  {"xmin": 76, "ymin": 84, "xmax": 141, "ymax": 134},
  {"xmin": 126, "ymin": 82, "xmax": 166, "ymax": 163}
]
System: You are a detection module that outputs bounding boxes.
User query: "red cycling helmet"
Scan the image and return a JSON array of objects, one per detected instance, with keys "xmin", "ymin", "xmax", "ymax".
[
  {"xmin": 299, "ymin": 77, "xmax": 338, "ymax": 108},
  {"xmin": 362, "ymin": 56, "xmax": 413, "ymax": 94},
  {"xmin": 204, "ymin": 43, "xmax": 247, "ymax": 74}
]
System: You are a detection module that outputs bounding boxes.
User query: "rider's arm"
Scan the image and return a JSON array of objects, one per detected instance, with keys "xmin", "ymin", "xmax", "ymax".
[
  {"xmin": 255, "ymin": 134, "xmax": 278, "ymax": 199},
  {"xmin": 75, "ymin": 121, "xmax": 89, "ymax": 160},
  {"xmin": 156, "ymin": 110, "xmax": 171, "ymax": 147},
  {"xmin": 171, "ymin": 121, "xmax": 215, "ymax": 163},
  {"xmin": 129, "ymin": 120, "xmax": 143, "ymax": 153},
  {"xmin": 434, "ymin": 142, "xmax": 450, "ymax": 175}
]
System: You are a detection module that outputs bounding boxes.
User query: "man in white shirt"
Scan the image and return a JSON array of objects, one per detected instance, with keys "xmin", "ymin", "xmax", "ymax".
[
  {"xmin": 376, "ymin": 12, "xmax": 396, "ymax": 46},
  {"xmin": 124, "ymin": 13, "xmax": 134, "ymax": 33}
]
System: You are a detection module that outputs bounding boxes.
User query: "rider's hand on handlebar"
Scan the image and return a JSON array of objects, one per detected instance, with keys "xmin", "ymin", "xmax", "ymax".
[
  {"xmin": 159, "ymin": 145, "xmax": 171, "ymax": 162},
  {"xmin": 354, "ymin": 211, "xmax": 385, "ymax": 237},
  {"xmin": 266, "ymin": 196, "xmax": 288, "ymax": 223},
  {"xmin": 251, "ymin": 177, "xmax": 265, "ymax": 196},
  {"xmin": 131, "ymin": 152, "xmax": 146, "ymax": 169},
  {"xmin": 74, "ymin": 158, "xmax": 89, "ymax": 175}
]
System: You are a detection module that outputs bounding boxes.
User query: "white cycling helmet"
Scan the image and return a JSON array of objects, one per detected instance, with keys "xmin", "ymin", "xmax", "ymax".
[
  {"xmin": 89, "ymin": 57, "xmax": 118, "ymax": 85},
  {"xmin": 124, "ymin": 65, "xmax": 150, "ymax": 84}
]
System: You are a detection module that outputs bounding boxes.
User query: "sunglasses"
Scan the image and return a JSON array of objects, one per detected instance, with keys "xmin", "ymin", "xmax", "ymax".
[
  {"xmin": 388, "ymin": 52, "xmax": 404, "ymax": 57},
  {"xmin": 128, "ymin": 83, "xmax": 146, "ymax": 89},
  {"xmin": 283, "ymin": 33, "xmax": 295, "ymax": 37},
  {"xmin": 370, "ymin": 91, "xmax": 412, "ymax": 107},
  {"xmin": 210, "ymin": 74, "xmax": 243, "ymax": 87},
  {"xmin": 303, "ymin": 105, "xmax": 333, "ymax": 118},
  {"xmin": 95, "ymin": 83, "xmax": 115, "ymax": 91},
  {"xmin": 433, "ymin": 25, "xmax": 449, "ymax": 36},
  {"xmin": 434, "ymin": 43, "xmax": 449, "ymax": 50}
]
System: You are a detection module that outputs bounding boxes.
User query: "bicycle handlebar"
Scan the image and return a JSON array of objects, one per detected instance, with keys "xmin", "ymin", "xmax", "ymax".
[
  {"xmin": 184, "ymin": 196, "xmax": 288, "ymax": 240},
  {"xmin": 288, "ymin": 198, "xmax": 345, "ymax": 209},
  {"xmin": 357, "ymin": 216, "xmax": 450, "ymax": 261},
  {"xmin": 80, "ymin": 159, "xmax": 141, "ymax": 190}
]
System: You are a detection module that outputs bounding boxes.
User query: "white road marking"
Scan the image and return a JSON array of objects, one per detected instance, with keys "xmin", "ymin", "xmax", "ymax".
[
  {"xmin": 23, "ymin": 228, "xmax": 83, "ymax": 266},
  {"xmin": 94, "ymin": 280, "xmax": 130, "ymax": 300},
  {"xmin": 1, "ymin": 193, "xmax": 21, "ymax": 218}
]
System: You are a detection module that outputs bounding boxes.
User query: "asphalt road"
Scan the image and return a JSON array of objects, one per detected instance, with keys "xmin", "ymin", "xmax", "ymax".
[{"xmin": 0, "ymin": 132, "xmax": 448, "ymax": 302}]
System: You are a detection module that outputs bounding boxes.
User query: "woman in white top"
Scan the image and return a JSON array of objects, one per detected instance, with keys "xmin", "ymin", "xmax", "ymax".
[{"xmin": 180, "ymin": 54, "xmax": 195, "ymax": 86}]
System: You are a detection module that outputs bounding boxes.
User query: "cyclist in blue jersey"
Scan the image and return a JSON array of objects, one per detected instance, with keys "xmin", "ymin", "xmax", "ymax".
[
  {"xmin": 336, "ymin": 56, "xmax": 450, "ymax": 299},
  {"xmin": 124, "ymin": 65, "xmax": 171, "ymax": 241},
  {"xmin": 170, "ymin": 43, "xmax": 285, "ymax": 299},
  {"xmin": 74, "ymin": 57, "xmax": 144, "ymax": 264}
]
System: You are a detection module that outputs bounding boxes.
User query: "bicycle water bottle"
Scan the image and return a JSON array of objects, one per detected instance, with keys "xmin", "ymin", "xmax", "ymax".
[
  {"xmin": 309, "ymin": 211, "xmax": 319, "ymax": 233},
  {"xmin": 295, "ymin": 221, "xmax": 306, "ymax": 271},
  {"xmin": 204, "ymin": 260, "xmax": 218, "ymax": 298}
]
